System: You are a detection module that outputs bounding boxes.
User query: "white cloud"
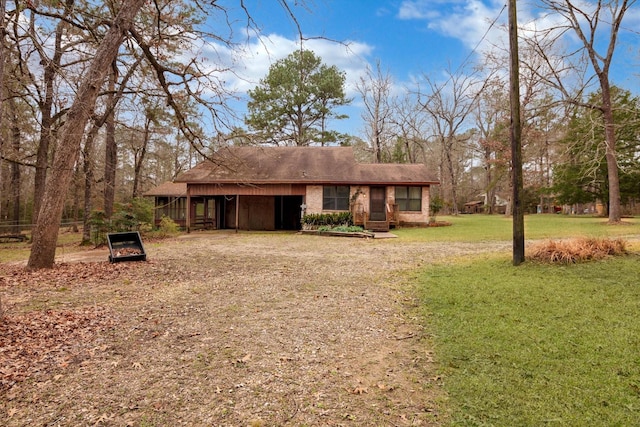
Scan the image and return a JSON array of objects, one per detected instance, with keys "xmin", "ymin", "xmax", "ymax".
[
  {"xmin": 197, "ymin": 31, "xmax": 374, "ymax": 99},
  {"xmin": 183, "ymin": 30, "xmax": 375, "ymax": 134},
  {"xmin": 398, "ymin": 0, "xmax": 509, "ymax": 53},
  {"xmin": 398, "ymin": 1, "xmax": 443, "ymax": 20}
]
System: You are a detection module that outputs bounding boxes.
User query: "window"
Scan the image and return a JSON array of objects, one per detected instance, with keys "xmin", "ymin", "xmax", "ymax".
[
  {"xmin": 395, "ymin": 186, "xmax": 422, "ymax": 211},
  {"xmin": 158, "ymin": 197, "xmax": 186, "ymax": 220},
  {"xmin": 323, "ymin": 186, "xmax": 350, "ymax": 210}
]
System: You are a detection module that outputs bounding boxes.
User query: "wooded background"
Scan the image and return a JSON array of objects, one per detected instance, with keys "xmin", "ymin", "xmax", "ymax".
[{"xmin": 1, "ymin": 0, "xmax": 638, "ymax": 240}]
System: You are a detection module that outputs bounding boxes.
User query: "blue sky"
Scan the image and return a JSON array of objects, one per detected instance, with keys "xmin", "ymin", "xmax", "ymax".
[{"xmin": 202, "ymin": 0, "xmax": 640, "ymax": 138}]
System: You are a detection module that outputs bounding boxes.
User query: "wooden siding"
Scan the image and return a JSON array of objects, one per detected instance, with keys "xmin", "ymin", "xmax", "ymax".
[
  {"xmin": 189, "ymin": 183, "xmax": 306, "ymax": 196},
  {"xmin": 238, "ymin": 196, "xmax": 275, "ymax": 230}
]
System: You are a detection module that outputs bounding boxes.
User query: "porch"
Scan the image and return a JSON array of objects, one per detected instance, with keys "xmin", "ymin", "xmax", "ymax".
[{"xmin": 353, "ymin": 202, "xmax": 398, "ymax": 232}]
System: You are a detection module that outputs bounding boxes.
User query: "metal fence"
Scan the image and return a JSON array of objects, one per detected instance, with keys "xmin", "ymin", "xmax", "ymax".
[{"xmin": 0, "ymin": 221, "xmax": 81, "ymax": 234}]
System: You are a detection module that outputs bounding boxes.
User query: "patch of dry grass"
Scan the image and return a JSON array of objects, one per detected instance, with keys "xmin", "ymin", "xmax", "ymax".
[
  {"xmin": 527, "ymin": 237, "xmax": 627, "ymax": 264},
  {"xmin": 3, "ymin": 234, "xmax": 478, "ymax": 426}
]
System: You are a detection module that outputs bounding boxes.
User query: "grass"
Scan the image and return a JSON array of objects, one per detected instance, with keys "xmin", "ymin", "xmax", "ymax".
[
  {"xmin": 3, "ymin": 213, "xmax": 640, "ymax": 425},
  {"xmin": 0, "ymin": 226, "xmax": 180, "ymax": 263},
  {"xmin": 395, "ymin": 214, "xmax": 640, "ymax": 242},
  {"xmin": 0, "ymin": 227, "xmax": 90, "ymax": 263},
  {"xmin": 409, "ymin": 215, "xmax": 640, "ymax": 426}
]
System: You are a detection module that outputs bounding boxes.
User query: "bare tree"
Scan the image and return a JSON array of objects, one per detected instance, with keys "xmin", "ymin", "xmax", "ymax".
[
  {"xmin": 418, "ymin": 67, "xmax": 487, "ymax": 214},
  {"xmin": 528, "ymin": 0, "xmax": 636, "ymax": 223},
  {"xmin": 130, "ymin": 101, "xmax": 170, "ymax": 198},
  {"xmin": 28, "ymin": 0, "xmax": 147, "ymax": 269},
  {"xmin": 473, "ymin": 76, "xmax": 511, "ymax": 214},
  {"xmin": 475, "ymin": 40, "xmax": 568, "ymax": 215},
  {"xmin": 104, "ymin": 62, "xmax": 119, "ymax": 218},
  {"xmin": 25, "ymin": 0, "xmax": 308, "ymax": 269},
  {"xmin": 24, "ymin": 0, "xmax": 78, "ymax": 224},
  {"xmin": 390, "ymin": 94, "xmax": 430, "ymax": 164},
  {"xmin": 355, "ymin": 60, "xmax": 395, "ymax": 163},
  {"xmin": 80, "ymin": 56, "xmax": 141, "ymax": 243},
  {"xmin": 8, "ymin": 97, "xmax": 21, "ymax": 233}
]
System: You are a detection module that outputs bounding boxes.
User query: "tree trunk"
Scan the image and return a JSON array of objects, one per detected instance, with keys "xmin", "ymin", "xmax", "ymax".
[
  {"xmin": 132, "ymin": 116, "xmax": 151, "ymax": 198},
  {"xmin": 33, "ymin": 107, "xmax": 53, "ymax": 226},
  {"xmin": 600, "ymin": 81, "xmax": 621, "ymax": 223},
  {"xmin": 443, "ymin": 135, "xmax": 460, "ymax": 215},
  {"xmin": 32, "ymin": 10, "xmax": 68, "ymax": 225},
  {"xmin": 10, "ymin": 98, "xmax": 21, "ymax": 233},
  {"xmin": 71, "ymin": 166, "xmax": 80, "ymax": 232},
  {"xmin": 104, "ymin": 62, "xmax": 119, "ymax": 218},
  {"xmin": 28, "ymin": 0, "xmax": 146, "ymax": 270},
  {"xmin": 82, "ymin": 126, "xmax": 98, "ymax": 244}
]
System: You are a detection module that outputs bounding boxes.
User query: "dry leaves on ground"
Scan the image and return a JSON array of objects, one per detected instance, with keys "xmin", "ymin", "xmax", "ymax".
[
  {"xmin": 0, "ymin": 306, "xmax": 116, "ymax": 392},
  {"xmin": 0, "ymin": 262, "xmax": 146, "ymax": 394}
]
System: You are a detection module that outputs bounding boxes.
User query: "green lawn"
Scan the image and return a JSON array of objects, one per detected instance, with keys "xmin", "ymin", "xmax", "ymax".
[
  {"xmin": 409, "ymin": 215, "xmax": 640, "ymax": 425},
  {"xmin": 395, "ymin": 214, "xmax": 640, "ymax": 242}
]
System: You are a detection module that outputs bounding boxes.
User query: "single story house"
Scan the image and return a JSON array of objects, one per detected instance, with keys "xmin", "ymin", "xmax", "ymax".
[{"xmin": 145, "ymin": 146, "xmax": 439, "ymax": 232}]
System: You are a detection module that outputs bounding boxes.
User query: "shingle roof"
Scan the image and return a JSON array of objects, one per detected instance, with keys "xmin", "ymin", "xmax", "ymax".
[
  {"xmin": 174, "ymin": 146, "xmax": 439, "ymax": 186},
  {"xmin": 143, "ymin": 181, "xmax": 186, "ymax": 197}
]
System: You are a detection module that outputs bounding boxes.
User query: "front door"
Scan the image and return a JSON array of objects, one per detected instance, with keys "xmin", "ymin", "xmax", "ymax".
[{"xmin": 369, "ymin": 187, "xmax": 386, "ymax": 221}]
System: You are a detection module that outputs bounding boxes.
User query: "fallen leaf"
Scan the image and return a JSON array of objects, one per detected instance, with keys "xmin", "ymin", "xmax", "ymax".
[
  {"xmin": 377, "ymin": 383, "xmax": 397, "ymax": 392},
  {"xmin": 233, "ymin": 354, "xmax": 252, "ymax": 366},
  {"xmin": 0, "ymin": 302, "xmax": 118, "ymax": 392},
  {"xmin": 352, "ymin": 386, "xmax": 368, "ymax": 395},
  {"xmin": 94, "ymin": 413, "xmax": 114, "ymax": 425}
]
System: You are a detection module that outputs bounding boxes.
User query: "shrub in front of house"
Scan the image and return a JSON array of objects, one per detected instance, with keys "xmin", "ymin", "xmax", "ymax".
[
  {"xmin": 302, "ymin": 212, "xmax": 354, "ymax": 230},
  {"xmin": 157, "ymin": 215, "xmax": 180, "ymax": 236},
  {"xmin": 317, "ymin": 225, "xmax": 364, "ymax": 233}
]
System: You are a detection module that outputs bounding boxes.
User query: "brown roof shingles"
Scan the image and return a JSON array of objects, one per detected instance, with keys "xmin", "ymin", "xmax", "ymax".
[
  {"xmin": 174, "ymin": 146, "xmax": 438, "ymax": 186},
  {"xmin": 143, "ymin": 181, "xmax": 187, "ymax": 197}
]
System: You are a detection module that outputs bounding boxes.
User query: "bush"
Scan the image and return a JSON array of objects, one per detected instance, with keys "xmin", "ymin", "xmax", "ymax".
[
  {"xmin": 302, "ymin": 212, "xmax": 353, "ymax": 229},
  {"xmin": 527, "ymin": 237, "xmax": 627, "ymax": 264},
  {"xmin": 112, "ymin": 198, "xmax": 154, "ymax": 232},
  {"xmin": 429, "ymin": 195, "xmax": 444, "ymax": 222},
  {"xmin": 317, "ymin": 225, "xmax": 364, "ymax": 233},
  {"xmin": 89, "ymin": 210, "xmax": 109, "ymax": 246},
  {"xmin": 88, "ymin": 198, "xmax": 155, "ymax": 246},
  {"xmin": 158, "ymin": 216, "xmax": 180, "ymax": 236}
]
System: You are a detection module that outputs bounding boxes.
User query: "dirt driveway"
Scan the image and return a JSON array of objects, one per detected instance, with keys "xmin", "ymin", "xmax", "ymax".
[{"xmin": 1, "ymin": 231, "xmax": 509, "ymax": 426}]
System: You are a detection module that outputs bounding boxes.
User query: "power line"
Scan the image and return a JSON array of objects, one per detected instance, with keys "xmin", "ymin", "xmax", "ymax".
[{"xmin": 452, "ymin": 3, "xmax": 508, "ymax": 77}]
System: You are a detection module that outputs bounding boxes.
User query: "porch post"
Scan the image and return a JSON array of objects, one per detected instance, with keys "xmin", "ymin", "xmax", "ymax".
[
  {"xmin": 235, "ymin": 195, "xmax": 239, "ymax": 233},
  {"xmin": 186, "ymin": 186, "xmax": 191, "ymax": 233}
]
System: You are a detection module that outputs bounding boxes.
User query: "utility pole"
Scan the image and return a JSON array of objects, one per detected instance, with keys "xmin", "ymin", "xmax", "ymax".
[{"xmin": 509, "ymin": 0, "xmax": 525, "ymax": 265}]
